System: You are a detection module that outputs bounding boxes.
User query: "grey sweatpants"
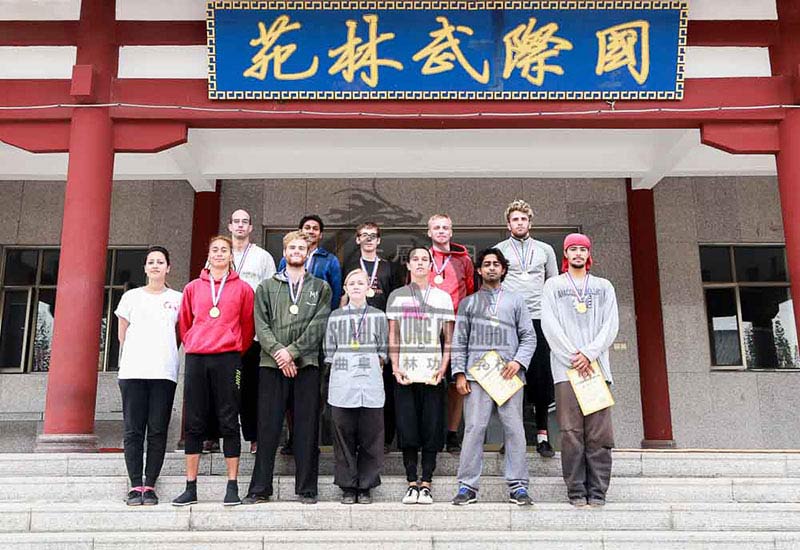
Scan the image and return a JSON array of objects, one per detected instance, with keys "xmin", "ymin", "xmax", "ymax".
[
  {"xmin": 456, "ymin": 384, "xmax": 528, "ymax": 493},
  {"xmin": 555, "ymin": 381, "xmax": 614, "ymax": 503}
]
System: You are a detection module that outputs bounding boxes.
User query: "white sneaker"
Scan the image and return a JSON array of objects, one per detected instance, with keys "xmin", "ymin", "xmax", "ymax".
[
  {"xmin": 401, "ymin": 485, "xmax": 419, "ymax": 504},
  {"xmin": 417, "ymin": 486, "xmax": 434, "ymax": 505}
]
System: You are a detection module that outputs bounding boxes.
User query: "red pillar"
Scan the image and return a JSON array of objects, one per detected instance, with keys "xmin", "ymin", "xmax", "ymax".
[
  {"xmin": 776, "ymin": 111, "xmax": 800, "ymax": 343},
  {"xmin": 626, "ymin": 181, "xmax": 676, "ymax": 448},
  {"xmin": 36, "ymin": 0, "xmax": 117, "ymax": 452}
]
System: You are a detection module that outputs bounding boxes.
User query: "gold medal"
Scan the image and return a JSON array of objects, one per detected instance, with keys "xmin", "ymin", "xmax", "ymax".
[
  {"xmin": 209, "ymin": 306, "xmax": 220, "ymax": 318},
  {"xmin": 576, "ymin": 302, "xmax": 588, "ymax": 313},
  {"xmin": 289, "ymin": 304, "xmax": 299, "ymax": 315},
  {"xmin": 366, "ymin": 288, "xmax": 376, "ymax": 298},
  {"xmin": 351, "ymin": 341, "xmax": 360, "ymax": 351},
  {"xmin": 434, "ymin": 275, "xmax": 444, "ymax": 285}
]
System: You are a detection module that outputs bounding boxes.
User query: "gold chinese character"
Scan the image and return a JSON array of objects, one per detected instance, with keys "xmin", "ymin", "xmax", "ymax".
[
  {"xmin": 242, "ymin": 15, "xmax": 319, "ymax": 81},
  {"xmin": 328, "ymin": 14, "xmax": 403, "ymax": 88},
  {"xmin": 502, "ymin": 18, "xmax": 573, "ymax": 86},
  {"xmin": 595, "ymin": 21, "xmax": 650, "ymax": 85},
  {"xmin": 412, "ymin": 16, "xmax": 489, "ymax": 84}
]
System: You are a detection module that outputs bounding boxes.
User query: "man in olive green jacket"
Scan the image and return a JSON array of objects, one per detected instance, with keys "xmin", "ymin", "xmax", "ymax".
[{"xmin": 245, "ymin": 231, "xmax": 332, "ymax": 505}]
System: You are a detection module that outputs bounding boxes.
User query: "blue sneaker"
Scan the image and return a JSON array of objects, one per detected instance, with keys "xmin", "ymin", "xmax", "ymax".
[
  {"xmin": 451, "ymin": 486, "xmax": 477, "ymax": 505},
  {"xmin": 509, "ymin": 487, "xmax": 533, "ymax": 506}
]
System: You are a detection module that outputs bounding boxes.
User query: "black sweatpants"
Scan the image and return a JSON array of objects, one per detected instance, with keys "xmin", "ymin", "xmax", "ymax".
[
  {"xmin": 525, "ymin": 319, "xmax": 555, "ymax": 432},
  {"xmin": 331, "ymin": 406, "xmax": 384, "ymax": 491},
  {"xmin": 184, "ymin": 352, "xmax": 242, "ymax": 458},
  {"xmin": 119, "ymin": 378, "xmax": 176, "ymax": 487},
  {"xmin": 248, "ymin": 366, "xmax": 320, "ymax": 497},
  {"xmin": 239, "ymin": 341, "xmax": 261, "ymax": 443},
  {"xmin": 382, "ymin": 362, "xmax": 396, "ymax": 447},
  {"xmin": 395, "ymin": 381, "xmax": 444, "ymax": 483}
]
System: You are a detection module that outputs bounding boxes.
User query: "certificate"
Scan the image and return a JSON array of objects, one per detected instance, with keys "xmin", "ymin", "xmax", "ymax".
[
  {"xmin": 566, "ymin": 360, "xmax": 615, "ymax": 416},
  {"xmin": 468, "ymin": 350, "xmax": 524, "ymax": 407},
  {"xmin": 399, "ymin": 351, "xmax": 441, "ymax": 385}
]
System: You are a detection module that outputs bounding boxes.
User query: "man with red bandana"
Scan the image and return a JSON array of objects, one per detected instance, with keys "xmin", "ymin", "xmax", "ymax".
[
  {"xmin": 427, "ymin": 214, "xmax": 475, "ymax": 453},
  {"xmin": 541, "ymin": 233, "xmax": 619, "ymax": 508}
]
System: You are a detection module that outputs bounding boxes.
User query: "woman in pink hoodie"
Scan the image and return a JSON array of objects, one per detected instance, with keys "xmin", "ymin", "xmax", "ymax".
[{"xmin": 172, "ymin": 235, "xmax": 254, "ymax": 507}]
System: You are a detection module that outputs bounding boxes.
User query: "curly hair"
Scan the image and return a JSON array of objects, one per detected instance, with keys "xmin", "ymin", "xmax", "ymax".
[{"xmin": 504, "ymin": 199, "xmax": 534, "ymax": 224}]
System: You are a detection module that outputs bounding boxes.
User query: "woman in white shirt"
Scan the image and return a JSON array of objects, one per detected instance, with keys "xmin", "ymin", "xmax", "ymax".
[{"xmin": 115, "ymin": 246, "xmax": 182, "ymax": 506}]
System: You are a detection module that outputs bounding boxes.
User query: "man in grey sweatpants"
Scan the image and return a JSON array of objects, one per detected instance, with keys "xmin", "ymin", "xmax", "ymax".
[
  {"xmin": 541, "ymin": 233, "xmax": 619, "ymax": 508},
  {"xmin": 450, "ymin": 248, "xmax": 537, "ymax": 506}
]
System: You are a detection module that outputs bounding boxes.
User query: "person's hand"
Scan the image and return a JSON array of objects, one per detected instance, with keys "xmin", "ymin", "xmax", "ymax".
[
  {"xmin": 431, "ymin": 366, "xmax": 447, "ymax": 385},
  {"xmin": 280, "ymin": 361, "xmax": 298, "ymax": 378},
  {"xmin": 455, "ymin": 373, "xmax": 471, "ymax": 395},
  {"xmin": 393, "ymin": 370, "xmax": 411, "ymax": 386},
  {"xmin": 571, "ymin": 352, "xmax": 593, "ymax": 379},
  {"xmin": 501, "ymin": 360, "xmax": 522, "ymax": 380},
  {"xmin": 273, "ymin": 348, "xmax": 293, "ymax": 368}
]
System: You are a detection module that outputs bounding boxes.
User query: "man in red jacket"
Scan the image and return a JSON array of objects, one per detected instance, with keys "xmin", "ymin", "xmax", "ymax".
[{"xmin": 427, "ymin": 214, "xmax": 476, "ymax": 453}]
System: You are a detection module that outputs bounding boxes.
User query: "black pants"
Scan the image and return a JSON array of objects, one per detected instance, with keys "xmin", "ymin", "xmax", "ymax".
[
  {"xmin": 525, "ymin": 319, "xmax": 555, "ymax": 432},
  {"xmin": 248, "ymin": 366, "xmax": 320, "ymax": 497},
  {"xmin": 184, "ymin": 352, "xmax": 241, "ymax": 458},
  {"xmin": 382, "ymin": 362, "xmax": 396, "ymax": 446},
  {"xmin": 239, "ymin": 341, "xmax": 261, "ymax": 442},
  {"xmin": 119, "ymin": 378, "xmax": 176, "ymax": 487},
  {"xmin": 395, "ymin": 382, "xmax": 444, "ymax": 483},
  {"xmin": 331, "ymin": 406, "xmax": 384, "ymax": 491}
]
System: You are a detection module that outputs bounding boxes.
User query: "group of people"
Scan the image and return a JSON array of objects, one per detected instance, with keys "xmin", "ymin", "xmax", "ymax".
[{"xmin": 114, "ymin": 199, "xmax": 619, "ymax": 509}]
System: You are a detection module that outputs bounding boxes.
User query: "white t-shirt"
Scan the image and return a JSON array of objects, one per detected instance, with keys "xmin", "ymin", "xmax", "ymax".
[
  {"xmin": 114, "ymin": 287, "xmax": 182, "ymax": 382},
  {"xmin": 234, "ymin": 244, "xmax": 276, "ymax": 291}
]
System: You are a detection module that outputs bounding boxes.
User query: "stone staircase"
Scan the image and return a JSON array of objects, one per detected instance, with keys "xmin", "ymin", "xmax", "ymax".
[{"xmin": 0, "ymin": 450, "xmax": 799, "ymax": 549}]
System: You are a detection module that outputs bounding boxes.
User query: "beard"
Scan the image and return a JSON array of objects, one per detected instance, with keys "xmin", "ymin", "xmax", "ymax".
[
  {"xmin": 286, "ymin": 256, "xmax": 306, "ymax": 268},
  {"xmin": 569, "ymin": 260, "xmax": 586, "ymax": 269}
]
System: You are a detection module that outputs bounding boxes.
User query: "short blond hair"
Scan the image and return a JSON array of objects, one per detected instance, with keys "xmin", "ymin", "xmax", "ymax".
[
  {"xmin": 427, "ymin": 213, "xmax": 452, "ymax": 228},
  {"xmin": 282, "ymin": 230, "xmax": 306, "ymax": 249},
  {"xmin": 505, "ymin": 199, "xmax": 534, "ymax": 224}
]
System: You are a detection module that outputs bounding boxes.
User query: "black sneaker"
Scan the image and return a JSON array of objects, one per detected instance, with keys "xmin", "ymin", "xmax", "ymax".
[
  {"xmin": 357, "ymin": 490, "xmax": 372, "ymax": 504},
  {"xmin": 171, "ymin": 484, "xmax": 198, "ymax": 507},
  {"xmin": 242, "ymin": 493, "xmax": 269, "ymax": 505},
  {"xmin": 451, "ymin": 487, "xmax": 477, "ymax": 506},
  {"xmin": 300, "ymin": 493, "xmax": 318, "ymax": 505},
  {"xmin": 142, "ymin": 489, "xmax": 158, "ymax": 506},
  {"xmin": 536, "ymin": 440, "xmax": 555, "ymax": 458},
  {"xmin": 223, "ymin": 480, "xmax": 241, "ymax": 506},
  {"xmin": 588, "ymin": 498, "xmax": 606, "ymax": 508},
  {"xmin": 341, "ymin": 490, "xmax": 357, "ymax": 505},
  {"xmin": 125, "ymin": 488, "xmax": 143, "ymax": 506},
  {"xmin": 509, "ymin": 487, "xmax": 533, "ymax": 506},
  {"xmin": 445, "ymin": 431, "xmax": 461, "ymax": 453}
]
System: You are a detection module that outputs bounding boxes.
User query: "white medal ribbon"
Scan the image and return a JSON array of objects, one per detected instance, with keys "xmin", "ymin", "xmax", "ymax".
[
  {"xmin": 349, "ymin": 303, "xmax": 369, "ymax": 344},
  {"xmin": 487, "ymin": 288, "xmax": 504, "ymax": 319},
  {"xmin": 511, "ymin": 238, "xmax": 535, "ymax": 273},
  {"xmin": 233, "ymin": 243, "xmax": 252, "ymax": 274},
  {"xmin": 409, "ymin": 283, "xmax": 433, "ymax": 319},
  {"xmin": 566, "ymin": 272, "xmax": 590, "ymax": 305},
  {"xmin": 430, "ymin": 249, "xmax": 451, "ymax": 277},
  {"xmin": 359, "ymin": 256, "xmax": 380, "ymax": 291},
  {"xmin": 288, "ymin": 271, "xmax": 305, "ymax": 307},
  {"xmin": 210, "ymin": 272, "xmax": 228, "ymax": 309}
]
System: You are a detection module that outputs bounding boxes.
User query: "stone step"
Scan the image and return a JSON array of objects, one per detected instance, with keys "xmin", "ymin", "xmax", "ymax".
[
  {"xmin": 1, "ymin": 450, "xmax": 799, "ymax": 478},
  {"xmin": 1, "ymin": 530, "xmax": 799, "ymax": 550},
  {"xmin": 2, "ymin": 502, "xmax": 800, "ymax": 534},
  {"xmin": 2, "ymin": 475, "xmax": 799, "ymax": 504}
]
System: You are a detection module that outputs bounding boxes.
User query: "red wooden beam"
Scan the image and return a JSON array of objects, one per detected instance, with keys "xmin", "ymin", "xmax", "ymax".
[
  {"xmin": 687, "ymin": 20, "xmax": 778, "ymax": 47},
  {"xmin": 701, "ymin": 121, "xmax": 780, "ymax": 154},
  {"xmin": 0, "ymin": 121, "xmax": 70, "ymax": 152},
  {"xmin": 113, "ymin": 120, "xmax": 187, "ymax": 152},
  {"xmin": 115, "ymin": 21, "xmax": 207, "ymax": 46},
  {"xmin": 0, "ymin": 21, "xmax": 78, "ymax": 46}
]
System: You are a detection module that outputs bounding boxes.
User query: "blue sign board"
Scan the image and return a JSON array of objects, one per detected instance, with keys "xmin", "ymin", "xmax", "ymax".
[{"xmin": 207, "ymin": 1, "xmax": 687, "ymax": 100}]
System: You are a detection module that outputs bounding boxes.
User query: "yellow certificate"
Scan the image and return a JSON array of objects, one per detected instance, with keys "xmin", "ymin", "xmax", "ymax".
[
  {"xmin": 468, "ymin": 350, "xmax": 524, "ymax": 407},
  {"xmin": 566, "ymin": 360, "xmax": 615, "ymax": 416}
]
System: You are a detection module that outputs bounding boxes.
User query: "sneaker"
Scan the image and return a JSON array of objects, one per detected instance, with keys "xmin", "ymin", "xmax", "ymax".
[
  {"xmin": 242, "ymin": 493, "xmax": 269, "ymax": 505},
  {"xmin": 341, "ymin": 490, "xmax": 357, "ymax": 505},
  {"xmin": 142, "ymin": 488, "xmax": 159, "ymax": 506},
  {"xmin": 171, "ymin": 485, "xmax": 198, "ymax": 507},
  {"xmin": 536, "ymin": 440, "xmax": 555, "ymax": 458},
  {"xmin": 451, "ymin": 487, "xmax": 477, "ymax": 506},
  {"xmin": 445, "ymin": 431, "xmax": 461, "ymax": 453},
  {"xmin": 588, "ymin": 499, "xmax": 606, "ymax": 508},
  {"xmin": 125, "ymin": 488, "xmax": 143, "ymax": 506},
  {"xmin": 509, "ymin": 487, "xmax": 533, "ymax": 506},
  {"xmin": 300, "ymin": 493, "xmax": 318, "ymax": 505},
  {"xmin": 249, "ymin": 441, "xmax": 258, "ymax": 454},
  {"xmin": 401, "ymin": 485, "xmax": 419, "ymax": 504},
  {"xmin": 570, "ymin": 498, "xmax": 589, "ymax": 508},
  {"xmin": 417, "ymin": 486, "xmax": 434, "ymax": 505},
  {"xmin": 357, "ymin": 490, "xmax": 372, "ymax": 504},
  {"xmin": 223, "ymin": 480, "xmax": 241, "ymax": 507}
]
